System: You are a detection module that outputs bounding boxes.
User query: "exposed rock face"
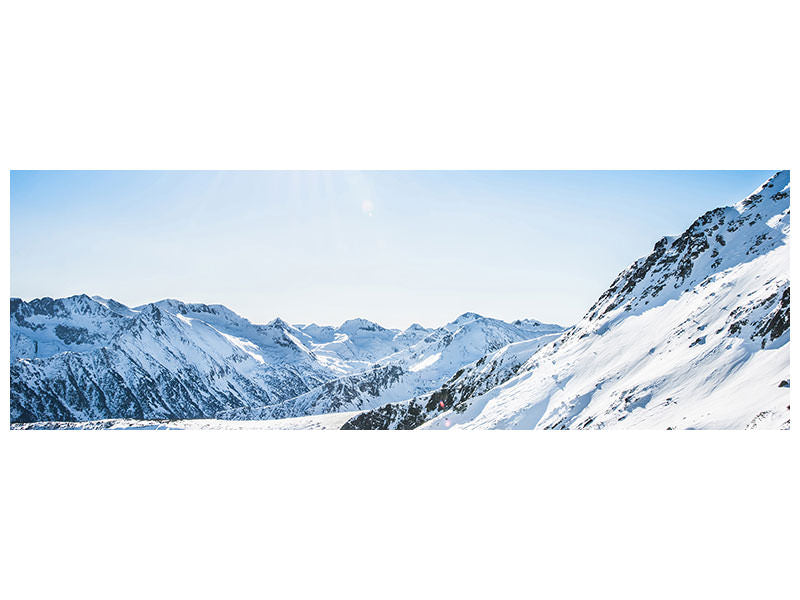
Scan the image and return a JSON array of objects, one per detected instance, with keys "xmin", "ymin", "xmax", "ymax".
[
  {"xmin": 340, "ymin": 337, "xmax": 554, "ymax": 429},
  {"xmin": 585, "ymin": 171, "xmax": 789, "ymax": 326}
]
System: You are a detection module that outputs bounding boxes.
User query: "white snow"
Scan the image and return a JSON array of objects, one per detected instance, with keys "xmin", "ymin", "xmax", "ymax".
[
  {"xmin": 409, "ymin": 352, "xmax": 441, "ymax": 372},
  {"xmin": 11, "ymin": 411, "xmax": 361, "ymax": 430},
  {"xmin": 218, "ymin": 331, "xmax": 266, "ymax": 364}
]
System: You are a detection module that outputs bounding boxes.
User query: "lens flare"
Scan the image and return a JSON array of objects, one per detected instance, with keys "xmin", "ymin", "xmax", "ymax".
[{"xmin": 361, "ymin": 199, "xmax": 374, "ymax": 216}]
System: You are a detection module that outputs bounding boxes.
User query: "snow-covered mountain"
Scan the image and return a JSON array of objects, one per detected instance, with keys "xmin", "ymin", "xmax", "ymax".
[
  {"xmin": 11, "ymin": 294, "xmax": 130, "ymax": 362},
  {"xmin": 340, "ymin": 337, "xmax": 550, "ymax": 429},
  {"xmin": 11, "ymin": 300, "xmax": 337, "ymax": 422},
  {"xmin": 10, "ymin": 294, "xmax": 560, "ymax": 423},
  {"xmin": 217, "ymin": 313, "xmax": 563, "ymax": 419},
  {"xmin": 413, "ymin": 170, "xmax": 790, "ymax": 430}
]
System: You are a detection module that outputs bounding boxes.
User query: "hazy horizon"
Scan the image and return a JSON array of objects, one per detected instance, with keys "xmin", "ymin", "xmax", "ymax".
[{"xmin": 11, "ymin": 170, "xmax": 776, "ymax": 329}]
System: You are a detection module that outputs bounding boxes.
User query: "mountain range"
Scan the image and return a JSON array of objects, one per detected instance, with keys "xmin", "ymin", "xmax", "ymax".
[
  {"xmin": 10, "ymin": 295, "xmax": 562, "ymax": 423},
  {"xmin": 10, "ymin": 171, "xmax": 790, "ymax": 429}
]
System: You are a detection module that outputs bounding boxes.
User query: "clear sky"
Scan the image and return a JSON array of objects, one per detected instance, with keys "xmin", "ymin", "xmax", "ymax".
[{"xmin": 10, "ymin": 170, "xmax": 777, "ymax": 329}]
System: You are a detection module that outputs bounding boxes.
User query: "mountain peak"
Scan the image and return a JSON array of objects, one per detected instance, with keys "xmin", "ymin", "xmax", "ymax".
[
  {"xmin": 14, "ymin": 294, "xmax": 119, "ymax": 318},
  {"xmin": 338, "ymin": 318, "xmax": 387, "ymax": 333},
  {"xmin": 735, "ymin": 170, "xmax": 790, "ymax": 213},
  {"xmin": 266, "ymin": 317, "xmax": 292, "ymax": 329},
  {"xmin": 140, "ymin": 298, "xmax": 189, "ymax": 314},
  {"xmin": 583, "ymin": 171, "xmax": 790, "ymax": 329},
  {"xmin": 450, "ymin": 312, "xmax": 484, "ymax": 325},
  {"xmin": 91, "ymin": 296, "xmax": 138, "ymax": 317},
  {"xmin": 512, "ymin": 318, "xmax": 541, "ymax": 326}
]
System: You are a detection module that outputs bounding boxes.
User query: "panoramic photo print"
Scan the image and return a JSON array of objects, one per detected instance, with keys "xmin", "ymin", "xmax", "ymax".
[{"xmin": 9, "ymin": 170, "xmax": 790, "ymax": 430}]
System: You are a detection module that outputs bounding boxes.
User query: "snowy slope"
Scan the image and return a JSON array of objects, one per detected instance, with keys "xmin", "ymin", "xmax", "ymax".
[
  {"xmin": 421, "ymin": 171, "xmax": 790, "ymax": 430},
  {"xmin": 10, "ymin": 411, "xmax": 360, "ymax": 430},
  {"xmin": 340, "ymin": 336, "xmax": 557, "ymax": 429},
  {"xmin": 218, "ymin": 314, "xmax": 563, "ymax": 419}
]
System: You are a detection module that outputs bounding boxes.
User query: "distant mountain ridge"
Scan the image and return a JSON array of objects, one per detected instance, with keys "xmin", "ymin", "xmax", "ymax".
[
  {"xmin": 217, "ymin": 313, "xmax": 562, "ymax": 419},
  {"xmin": 10, "ymin": 295, "xmax": 562, "ymax": 423}
]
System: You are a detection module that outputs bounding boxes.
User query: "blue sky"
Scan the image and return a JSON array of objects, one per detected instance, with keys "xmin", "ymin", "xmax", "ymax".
[{"xmin": 11, "ymin": 170, "xmax": 777, "ymax": 329}]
